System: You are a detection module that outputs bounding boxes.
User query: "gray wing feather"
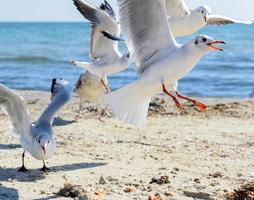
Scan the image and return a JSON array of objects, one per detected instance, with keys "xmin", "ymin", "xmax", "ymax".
[
  {"xmin": 207, "ymin": 15, "xmax": 253, "ymax": 25},
  {"xmin": 73, "ymin": 0, "xmax": 119, "ymax": 60},
  {"xmin": 0, "ymin": 84, "xmax": 31, "ymax": 136}
]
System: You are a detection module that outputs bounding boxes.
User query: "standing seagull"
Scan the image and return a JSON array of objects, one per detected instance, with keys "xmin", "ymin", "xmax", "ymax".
[
  {"xmin": 101, "ymin": 0, "xmax": 225, "ymax": 125},
  {"xmin": 75, "ymin": 72, "xmax": 107, "ymax": 120},
  {"xmin": 165, "ymin": 0, "xmax": 252, "ymax": 37},
  {"xmin": 0, "ymin": 79, "xmax": 73, "ymax": 171},
  {"xmin": 71, "ymin": 0, "xmax": 132, "ymax": 92}
]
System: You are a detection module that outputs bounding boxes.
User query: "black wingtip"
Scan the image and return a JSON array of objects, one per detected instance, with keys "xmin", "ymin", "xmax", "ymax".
[
  {"xmin": 100, "ymin": 31, "xmax": 124, "ymax": 42},
  {"xmin": 51, "ymin": 78, "xmax": 57, "ymax": 94}
]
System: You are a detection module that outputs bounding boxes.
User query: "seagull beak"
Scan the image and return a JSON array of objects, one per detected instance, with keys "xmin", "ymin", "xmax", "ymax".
[
  {"xmin": 207, "ymin": 41, "xmax": 225, "ymax": 51},
  {"xmin": 204, "ymin": 16, "xmax": 207, "ymax": 22},
  {"xmin": 41, "ymin": 145, "xmax": 46, "ymax": 155}
]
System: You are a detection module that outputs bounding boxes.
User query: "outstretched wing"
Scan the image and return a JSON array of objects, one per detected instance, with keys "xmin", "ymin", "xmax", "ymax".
[
  {"xmin": 36, "ymin": 79, "xmax": 73, "ymax": 126},
  {"xmin": 165, "ymin": 0, "xmax": 190, "ymax": 19},
  {"xmin": 0, "ymin": 84, "xmax": 31, "ymax": 136},
  {"xmin": 117, "ymin": 0, "xmax": 177, "ymax": 74},
  {"xmin": 73, "ymin": 0, "xmax": 120, "ymax": 60},
  {"xmin": 207, "ymin": 15, "xmax": 253, "ymax": 25}
]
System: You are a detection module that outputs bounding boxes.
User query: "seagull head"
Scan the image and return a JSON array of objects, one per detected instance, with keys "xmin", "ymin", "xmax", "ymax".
[
  {"xmin": 195, "ymin": 5, "xmax": 211, "ymax": 22},
  {"xmin": 36, "ymin": 134, "xmax": 50, "ymax": 155},
  {"xmin": 194, "ymin": 35, "xmax": 225, "ymax": 51}
]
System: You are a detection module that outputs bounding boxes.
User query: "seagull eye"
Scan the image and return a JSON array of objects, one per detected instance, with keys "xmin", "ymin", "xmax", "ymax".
[
  {"xmin": 38, "ymin": 139, "xmax": 41, "ymax": 143},
  {"xmin": 48, "ymin": 141, "xmax": 50, "ymax": 144},
  {"xmin": 202, "ymin": 38, "xmax": 207, "ymax": 42},
  {"xmin": 201, "ymin": 10, "xmax": 204, "ymax": 14}
]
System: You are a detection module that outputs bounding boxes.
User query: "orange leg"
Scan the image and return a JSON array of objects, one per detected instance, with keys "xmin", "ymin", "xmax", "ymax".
[
  {"xmin": 162, "ymin": 84, "xmax": 184, "ymax": 109},
  {"xmin": 175, "ymin": 91, "xmax": 207, "ymax": 111}
]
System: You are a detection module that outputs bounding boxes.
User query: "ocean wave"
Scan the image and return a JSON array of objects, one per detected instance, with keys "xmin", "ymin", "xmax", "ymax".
[{"xmin": 0, "ymin": 55, "xmax": 66, "ymax": 63}]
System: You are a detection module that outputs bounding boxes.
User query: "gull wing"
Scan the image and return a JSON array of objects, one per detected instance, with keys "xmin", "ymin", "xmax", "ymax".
[
  {"xmin": 117, "ymin": 0, "xmax": 177, "ymax": 74},
  {"xmin": 73, "ymin": 0, "xmax": 120, "ymax": 60},
  {"xmin": 0, "ymin": 84, "xmax": 31, "ymax": 136},
  {"xmin": 36, "ymin": 79, "xmax": 73, "ymax": 127},
  {"xmin": 165, "ymin": 0, "xmax": 190, "ymax": 19},
  {"xmin": 207, "ymin": 15, "xmax": 253, "ymax": 25}
]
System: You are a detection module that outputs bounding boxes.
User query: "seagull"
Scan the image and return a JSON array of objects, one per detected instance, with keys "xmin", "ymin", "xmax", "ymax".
[
  {"xmin": 165, "ymin": 0, "xmax": 253, "ymax": 37},
  {"xmin": 71, "ymin": 0, "xmax": 132, "ymax": 92},
  {"xmin": 75, "ymin": 71, "xmax": 107, "ymax": 120},
  {"xmin": 101, "ymin": 0, "xmax": 225, "ymax": 125},
  {"xmin": 0, "ymin": 78, "xmax": 73, "ymax": 172},
  {"xmin": 104, "ymin": 0, "xmax": 252, "ymax": 40}
]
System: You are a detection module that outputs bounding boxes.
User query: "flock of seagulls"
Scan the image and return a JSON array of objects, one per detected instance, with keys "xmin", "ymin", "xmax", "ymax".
[{"xmin": 0, "ymin": 0, "xmax": 252, "ymax": 170}]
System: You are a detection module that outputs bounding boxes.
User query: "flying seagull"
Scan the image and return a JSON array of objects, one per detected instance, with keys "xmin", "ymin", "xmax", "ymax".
[
  {"xmin": 71, "ymin": 0, "xmax": 132, "ymax": 92},
  {"xmin": 0, "ymin": 79, "xmax": 73, "ymax": 172},
  {"xmin": 165, "ymin": 0, "xmax": 252, "ymax": 37},
  {"xmin": 104, "ymin": 0, "xmax": 252, "ymax": 40},
  {"xmin": 101, "ymin": 0, "xmax": 225, "ymax": 125}
]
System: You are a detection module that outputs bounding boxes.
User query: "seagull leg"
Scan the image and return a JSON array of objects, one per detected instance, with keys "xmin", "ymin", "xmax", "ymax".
[
  {"xmin": 18, "ymin": 151, "xmax": 28, "ymax": 172},
  {"xmin": 101, "ymin": 78, "xmax": 110, "ymax": 93},
  {"xmin": 40, "ymin": 161, "xmax": 50, "ymax": 172},
  {"xmin": 162, "ymin": 84, "xmax": 184, "ymax": 109},
  {"xmin": 175, "ymin": 91, "xmax": 207, "ymax": 111},
  {"xmin": 75, "ymin": 101, "xmax": 83, "ymax": 121}
]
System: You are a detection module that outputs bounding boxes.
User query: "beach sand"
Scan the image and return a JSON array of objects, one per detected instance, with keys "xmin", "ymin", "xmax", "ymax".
[{"xmin": 0, "ymin": 90, "xmax": 253, "ymax": 200}]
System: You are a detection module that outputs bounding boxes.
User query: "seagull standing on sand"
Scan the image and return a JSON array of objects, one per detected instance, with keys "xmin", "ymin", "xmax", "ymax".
[
  {"xmin": 165, "ymin": 0, "xmax": 252, "ymax": 37},
  {"xmin": 75, "ymin": 72, "xmax": 107, "ymax": 120},
  {"xmin": 0, "ymin": 79, "xmax": 73, "ymax": 172},
  {"xmin": 71, "ymin": 0, "xmax": 132, "ymax": 92},
  {"xmin": 101, "ymin": 0, "xmax": 225, "ymax": 125}
]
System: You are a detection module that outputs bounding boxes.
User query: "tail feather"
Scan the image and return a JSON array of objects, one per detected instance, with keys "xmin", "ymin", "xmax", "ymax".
[
  {"xmin": 101, "ymin": 83, "xmax": 151, "ymax": 125},
  {"xmin": 72, "ymin": 61, "xmax": 93, "ymax": 72}
]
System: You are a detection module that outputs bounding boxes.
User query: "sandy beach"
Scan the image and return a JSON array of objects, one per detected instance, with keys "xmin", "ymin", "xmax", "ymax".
[{"xmin": 0, "ymin": 90, "xmax": 253, "ymax": 200}]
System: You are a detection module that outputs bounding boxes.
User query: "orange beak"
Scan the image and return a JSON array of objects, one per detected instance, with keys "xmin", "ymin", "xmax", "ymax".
[{"xmin": 207, "ymin": 41, "xmax": 225, "ymax": 51}]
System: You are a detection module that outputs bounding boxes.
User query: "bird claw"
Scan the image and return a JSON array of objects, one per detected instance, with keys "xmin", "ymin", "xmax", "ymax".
[
  {"xmin": 40, "ymin": 166, "xmax": 50, "ymax": 172},
  {"xmin": 18, "ymin": 166, "xmax": 28, "ymax": 172},
  {"xmin": 174, "ymin": 99, "xmax": 184, "ymax": 109},
  {"xmin": 193, "ymin": 101, "xmax": 207, "ymax": 111}
]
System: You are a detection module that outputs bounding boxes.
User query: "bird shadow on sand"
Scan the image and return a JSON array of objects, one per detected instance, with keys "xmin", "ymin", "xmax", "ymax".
[
  {"xmin": 52, "ymin": 117, "xmax": 76, "ymax": 127},
  {"xmin": 0, "ymin": 185, "xmax": 19, "ymax": 200},
  {"xmin": 0, "ymin": 144, "xmax": 22, "ymax": 150},
  {"xmin": 0, "ymin": 162, "xmax": 107, "ymax": 182},
  {"xmin": 183, "ymin": 191, "xmax": 214, "ymax": 200}
]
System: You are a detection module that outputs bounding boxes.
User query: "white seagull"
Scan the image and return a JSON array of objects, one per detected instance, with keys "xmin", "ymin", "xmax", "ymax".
[
  {"xmin": 0, "ymin": 78, "xmax": 73, "ymax": 172},
  {"xmin": 71, "ymin": 0, "xmax": 132, "ymax": 92},
  {"xmin": 103, "ymin": 0, "xmax": 252, "ymax": 39},
  {"xmin": 165, "ymin": 0, "xmax": 252, "ymax": 37},
  {"xmin": 101, "ymin": 0, "xmax": 225, "ymax": 125}
]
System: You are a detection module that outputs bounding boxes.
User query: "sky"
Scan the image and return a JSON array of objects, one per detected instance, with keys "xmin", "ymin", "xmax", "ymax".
[{"xmin": 0, "ymin": 0, "xmax": 253, "ymax": 22}]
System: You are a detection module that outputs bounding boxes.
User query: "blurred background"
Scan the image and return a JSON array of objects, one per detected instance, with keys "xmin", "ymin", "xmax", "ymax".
[{"xmin": 0, "ymin": 0, "xmax": 253, "ymax": 97}]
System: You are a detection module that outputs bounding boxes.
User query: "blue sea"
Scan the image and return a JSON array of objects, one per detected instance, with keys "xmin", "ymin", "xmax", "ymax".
[{"xmin": 0, "ymin": 22, "xmax": 253, "ymax": 98}]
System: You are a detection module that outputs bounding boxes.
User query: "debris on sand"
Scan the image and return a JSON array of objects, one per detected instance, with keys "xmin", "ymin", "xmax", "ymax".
[
  {"xmin": 58, "ymin": 182, "xmax": 88, "ymax": 199},
  {"xmin": 124, "ymin": 186, "xmax": 136, "ymax": 193},
  {"xmin": 148, "ymin": 194, "xmax": 161, "ymax": 200},
  {"xmin": 226, "ymin": 181, "xmax": 254, "ymax": 200},
  {"xmin": 150, "ymin": 176, "xmax": 170, "ymax": 185},
  {"xmin": 99, "ymin": 175, "xmax": 107, "ymax": 185}
]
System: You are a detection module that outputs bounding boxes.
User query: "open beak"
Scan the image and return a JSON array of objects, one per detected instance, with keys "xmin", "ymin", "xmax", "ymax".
[
  {"xmin": 41, "ymin": 145, "xmax": 46, "ymax": 155},
  {"xmin": 207, "ymin": 41, "xmax": 225, "ymax": 51}
]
